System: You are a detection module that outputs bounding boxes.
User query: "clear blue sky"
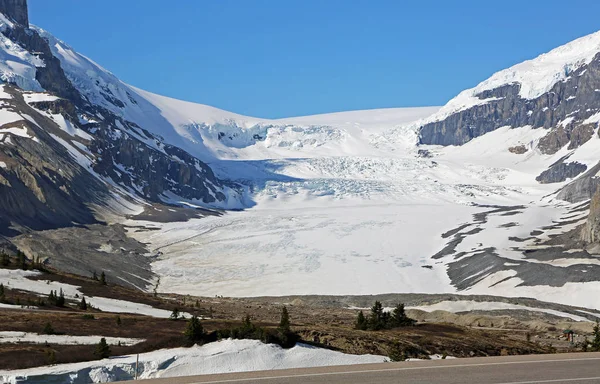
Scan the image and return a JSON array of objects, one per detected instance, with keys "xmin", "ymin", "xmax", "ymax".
[{"xmin": 29, "ymin": 0, "xmax": 600, "ymax": 118}]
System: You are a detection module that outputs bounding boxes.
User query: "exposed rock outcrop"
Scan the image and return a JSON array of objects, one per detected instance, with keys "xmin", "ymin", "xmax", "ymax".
[
  {"xmin": 0, "ymin": 0, "xmax": 28, "ymax": 27},
  {"xmin": 420, "ymin": 56, "xmax": 600, "ymax": 147},
  {"xmin": 508, "ymin": 145, "xmax": 528, "ymax": 154},
  {"xmin": 557, "ymin": 161, "xmax": 600, "ymax": 203},
  {"xmin": 582, "ymin": 186, "xmax": 600, "ymax": 246},
  {"xmin": 535, "ymin": 161, "xmax": 587, "ymax": 184}
]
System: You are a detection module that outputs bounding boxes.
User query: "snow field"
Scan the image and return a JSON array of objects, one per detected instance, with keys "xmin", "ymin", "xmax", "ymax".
[
  {"xmin": 0, "ymin": 339, "xmax": 387, "ymax": 383},
  {"xmin": 0, "ymin": 332, "xmax": 144, "ymax": 346}
]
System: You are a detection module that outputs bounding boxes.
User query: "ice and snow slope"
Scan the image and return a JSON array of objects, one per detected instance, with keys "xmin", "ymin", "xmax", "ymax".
[{"xmin": 124, "ymin": 30, "xmax": 600, "ymax": 311}]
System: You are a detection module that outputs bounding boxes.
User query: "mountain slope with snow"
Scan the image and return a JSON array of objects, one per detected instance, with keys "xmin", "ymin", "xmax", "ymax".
[{"xmin": 1, "ymin": 2, "xmax": 600, "ymax": 310}]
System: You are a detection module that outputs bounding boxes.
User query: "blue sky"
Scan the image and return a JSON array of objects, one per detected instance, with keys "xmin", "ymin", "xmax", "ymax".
[{"xmin": 29, "ymin": 0, "xmax": 600, "ymax": 118}]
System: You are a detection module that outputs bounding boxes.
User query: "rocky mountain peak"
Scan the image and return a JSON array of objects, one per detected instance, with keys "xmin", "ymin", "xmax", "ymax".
[{"xmin": 0, "ymin": 0, "xmax": 28, "ymax": 28}]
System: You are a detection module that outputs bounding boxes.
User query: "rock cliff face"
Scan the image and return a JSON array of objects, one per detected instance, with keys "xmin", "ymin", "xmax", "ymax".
[
  {"xmin": 417, "ymin": 38, "xmax": 600, "ymax": 196},
  {"xmin": 420, "ymin": 54, "xmax": 600, "ymax": 149},
  {"xmin": 0, "ymin": 3, "xmax": 236, "ymax": 235},
  {"xmin": 582, "ymin": 187, "xmax": 600, "ymax": 244},
  {"xmin": 0, "ymin": 0, "xmax": 28, "ymax": 27}
]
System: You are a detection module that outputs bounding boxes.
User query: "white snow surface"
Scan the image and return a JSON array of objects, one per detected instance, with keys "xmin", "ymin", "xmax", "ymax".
[
  {"xmin": 0, "ymin": 332, "xmax": 143, "ymax": 346},
  {"xmin": 0, "ymin": 339, "xmax": 386, "ymax": 383}
]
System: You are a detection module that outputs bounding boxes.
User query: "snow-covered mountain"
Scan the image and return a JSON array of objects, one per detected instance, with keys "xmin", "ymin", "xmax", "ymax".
[{"xmin": 1, "ymin": 1, "xmax": 600, "ymax": 309}]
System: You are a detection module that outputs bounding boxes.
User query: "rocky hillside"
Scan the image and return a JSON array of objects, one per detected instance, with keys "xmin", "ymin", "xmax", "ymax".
[
  {"xmin": 419, "ymin": 32, "xmax": 600, "ymax": 197},
  {"xmin": 0, "ymin": 2, "xmax": 240, "ymax": 236},
  {"xmin": 416, "ymin": 33, "xmax": 600, "ymax": 248},
  {"xmin": 0, "ymin": 1, "xmax": 244, "ymax": 286}
]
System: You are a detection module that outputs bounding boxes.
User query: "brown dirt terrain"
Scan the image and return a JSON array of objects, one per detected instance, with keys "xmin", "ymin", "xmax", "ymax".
[{"xmin": 0, "ymin": 264, "xmax": 589, "ymax": 371}]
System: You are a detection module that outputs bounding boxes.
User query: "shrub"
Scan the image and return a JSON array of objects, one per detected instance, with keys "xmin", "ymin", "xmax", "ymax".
[
  {"xmin": 46, "ymin": 349, "xmax": 56, "ymax": 365},
  {"xmin": 388, "ymin": 342, "xmax": 406, "ymax": 362}
]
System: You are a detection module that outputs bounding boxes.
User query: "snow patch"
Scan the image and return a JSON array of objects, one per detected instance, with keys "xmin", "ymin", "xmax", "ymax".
[{"xmin": 0, "ymin": 339, "xmax": 386, "ymax": 383}]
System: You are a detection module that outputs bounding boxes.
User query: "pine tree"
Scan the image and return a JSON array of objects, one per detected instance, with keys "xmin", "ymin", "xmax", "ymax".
[
  {"xmin": 95, "ymin": 338, "xmax": 111, "ymax": 359},
  {"xmin": 92, "ymin": 271, "xmax": 98, "ymax": 281},
  {"xmin": 18, "ymin": 251, "xmax": 27, "ymax": 270},
  {"xmin": 1, "ymin": 252, "xmax": 9, "ymax": 266},
  {"xmin": 56, "ymin": 289, "xmax": 65, "ymax": 307},
  {"xmin": 79, "ymin": 296, "xmax": 87, "ymax": 310},
  {"xmin": 279, "ymin": 306, "xmax": 291, "ymax": 332},
  {"xmin": 591, "ymin": 320, "xmax": 600, "ymax": 352},
  {"xmin": 100, "ymin": 271, "xmax": 107, "ymax": 285},
  {"xmin": 391, "ymin": 303, "xmax": 415, "ymax": 327},
  {"xmin": 0, "ymin": 283, "xmax": 4, "ymax": 300},
  {"xmin": 277, "ymin": 306, "xmax": 297, "ymax": 348},
  {"xmin": 48, "ymin": 290, "xmax": 56, "ymax": 306},
  {"xmin": 355, "ymin": 311, "xmax": 367, "ymax": 330},
  {"xmin": 170, "ymin": 308, "xmax": 180, "ymax": 321},
  {"xmin": 184, "ymin": 315, "xmax": 204, "ymax": 343},
  {"xmin": 43, "ymin": 322, "xmax": 55, "ymax": 335},
  {"xmin": 116, "ymin": 316, "xmax": 122, "ymax": 326},
  {"xmin": 369, "ymin": 301, "xmax": 385, "ymax": 330}
]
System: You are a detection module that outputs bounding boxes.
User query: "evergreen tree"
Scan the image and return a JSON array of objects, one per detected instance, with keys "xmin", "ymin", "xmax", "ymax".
[
  {"xmin": 1, "ymin": 252, "xmax": 9, "ymax": 266},
  {"xmin": 116, "ymin": 316, "xmax": 122, "ymax": 326},
  {"xmin": 278, "ymin": 306, "xmax": 291, "ymax": 332},
  {"xmin": 184, "ymin": 315, "xmax": 204, "ymax": 343},
  {"xmin": 92, "ymin": 271, "xmax": 98, "ymax": 281},
  {"xmin": 592, "ymin": 320, "xmax": 600, "ymax": 352},
  {"xmin": 0, "ymin": 283, "xmax": 4, "ymax": 300},
  {"xmin": 355, "ymin": 311, "xmax": 367, "ymax": 330},
  {"xmin": 391, "ymin": 303, "xmax": 416, "ymax": 327},
  {"xmin": 48, "ymin": 290, "xmax": 56, "ymax": 306},
  {"xmin": 170, "ymin": 308, "xmax": 180, "ymax": 321},
  {"xmin": 369, "ymin": 301, "xmax": 385, "ymax": 330},
  {"xmin": 79, "ymin": 296, "xmax": 87, "ymax": 310},
  {"xmin": 43, "ymin": 322, "xmax": 55, "ymax": 335},
  {"xmin": 56, "ymin": 289, "xmax": 65, "ymax": 307},
  {"xmin": 95, "ymin": 338, "xmax": 111, "ymax": 359},
  {"xmin": 100, "ymin": 271, "xmax": 107, "ymax": 285},
  {"xmin": 277, "ymin": 306, "xmax": 297, "ymax": 348},
  {"xmin": 18, "ymin": 251, "xmax": 27, "ymax": 270}
]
